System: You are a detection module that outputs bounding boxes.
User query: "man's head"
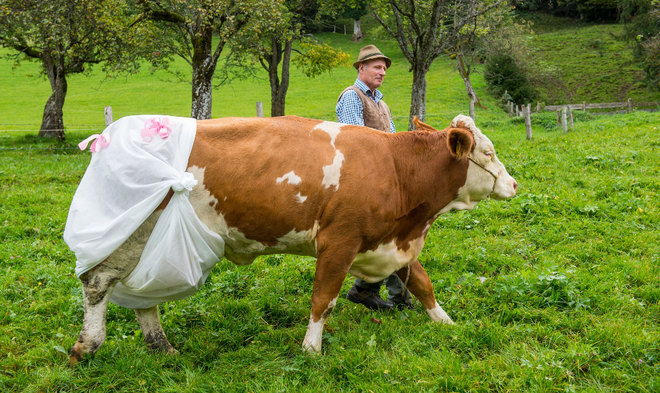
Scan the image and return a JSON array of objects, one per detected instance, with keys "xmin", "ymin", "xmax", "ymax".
[{"xmin": 354, "ymin": 45, "xmax": 391, "ymax": 92}]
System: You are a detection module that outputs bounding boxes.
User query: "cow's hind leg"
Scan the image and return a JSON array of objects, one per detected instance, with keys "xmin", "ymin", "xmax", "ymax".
[
  {"xmin": 134, "ymin": 306, "xmax": 177, "ymax": 354},
  {"xmin": 396, "ymin": 260, "xmax": 453, "ymax": 324},
  {"xmin": 69, "ymin": 264, "xmax": 122, "ymax": 366}
]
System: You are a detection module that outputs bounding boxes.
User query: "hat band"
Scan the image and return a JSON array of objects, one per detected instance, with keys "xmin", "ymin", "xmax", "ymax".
[{"xmin": 358, "ymin": 52, "xmax": 386, "ymax": 63}]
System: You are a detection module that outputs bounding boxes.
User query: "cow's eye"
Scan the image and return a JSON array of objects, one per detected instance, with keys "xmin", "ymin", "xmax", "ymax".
[{"xmin": 484, "ymin": 151, "xmax": 493, "ymax": 157}]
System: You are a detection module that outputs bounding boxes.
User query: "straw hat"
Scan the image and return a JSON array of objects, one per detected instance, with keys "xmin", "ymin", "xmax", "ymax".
[{"xmin": 353, "ymin": 45, "xmax": 391, "ymax": 69}]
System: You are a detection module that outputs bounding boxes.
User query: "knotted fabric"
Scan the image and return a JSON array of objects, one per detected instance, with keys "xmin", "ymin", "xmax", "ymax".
[{"xmin": 64, "ymin": 115, "xmax": 225, "ymax": 309}]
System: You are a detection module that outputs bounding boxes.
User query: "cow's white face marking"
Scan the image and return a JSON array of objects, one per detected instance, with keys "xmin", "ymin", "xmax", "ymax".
[
  {"xmin": 322, "ymin": 150, "xmax": 344, "ymax": 190},
  {"xmin": 349, "ymin": 237, "xmax": 425, "ymax": 283},
  {"xmin": 441, "ymin": 115, "xmax": 517, "ymax": 213},
  {"xmin": 426, "ymin": 301, "xmax": 454, "ymax": 324},
  {"xmin": 313, "ymin": 121, "xmax": 343, "ymax": 148},
  {"xmin": 302, "ymin": 296, "xmax": 337, "ymax": 353},
  {"xmin": 276, "ymin": 170, "xmax": 302, "ymax": 185}
]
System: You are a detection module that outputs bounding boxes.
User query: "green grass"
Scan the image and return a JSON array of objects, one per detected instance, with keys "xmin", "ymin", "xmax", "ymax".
[
  {"xmin": 1, "ymin": 14, "xmax": 659, "ymax": 393},
  {"xmin": 522, "ymin": 13, "xmax": 660, "ymax": 104}
]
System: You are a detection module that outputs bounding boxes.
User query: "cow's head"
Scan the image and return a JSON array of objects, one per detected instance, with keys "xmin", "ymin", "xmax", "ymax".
[{"xmin": 450, "ymin": 115, "xmax": 517, "ymax": 202}]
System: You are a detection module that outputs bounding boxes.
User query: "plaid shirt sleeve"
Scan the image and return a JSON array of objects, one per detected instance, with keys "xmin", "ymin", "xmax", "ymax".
[{"xmin": 335, "ymin": 90, "xmax": 365, "ymax": 126}]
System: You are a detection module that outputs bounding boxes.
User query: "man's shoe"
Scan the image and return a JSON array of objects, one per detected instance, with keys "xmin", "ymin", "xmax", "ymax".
[
  {"xmin": 389, "ymin": 295, "xmax": 414, "ymax": 310},
  {"xmin": 346, "ymin": 286, "xmax": 393, "ymax": 311},
  {"xmin": 394, "ymin": 301, "xmax": 415, "ymax": 310}
]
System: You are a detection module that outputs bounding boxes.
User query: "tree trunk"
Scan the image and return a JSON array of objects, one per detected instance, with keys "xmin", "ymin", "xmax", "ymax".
[
  {"xmin": 190, "ymin": 28, "xmax": 216, "ymax": 120},
  {"xmin": 39, "ymin": 53, "xmax": 67, "ymax": 140},
  {"xmin": 269, "ymin": 39, "xmax": 292, "ymax": 117},
  {"xmin": 408, "ymin": 62, "xmax": 429, "ymax": 130},
  {"xmin": 352, "ymin": 19, "xmax": 363, "ymax": 41},
  {"xmin": 456, "ymin": 51, "xmax": 483, "ymax": 118}
]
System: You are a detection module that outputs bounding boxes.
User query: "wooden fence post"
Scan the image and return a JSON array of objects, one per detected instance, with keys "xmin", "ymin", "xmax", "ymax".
[
  {"xmin": 561, "ymin": 106, "xmax": 568, "ymax": 133},
  {"xmin": 627, "ymin": 98, "xmax": 633, "ymax": 113},
  {"xmin": 104, "ymin": 106, "xmax": 113, "ymax": 126},
  {"xmin": 256, "ymin": 101, "xmax": 263, "ymax": 117},
  {"xmin": 583, "ymin": 101, "xmax": 587, "ymax": 112},
  {"xmin": 556, "ymin": 109, "xmax": 561, "ymax": 127},
  {"xmin": 536, "ymin": 102, "xmax": 541, "ymax": 113},
  {"xmin": 568, "ymin": 106, "xmax": 574, "ymax": 130},
  {"xmin": 525, "ymin": 104, "xmax": 532, "ymax": 140}
]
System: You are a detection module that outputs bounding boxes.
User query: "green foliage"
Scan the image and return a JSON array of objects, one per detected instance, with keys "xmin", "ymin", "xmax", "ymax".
[
  {"xmin": 484, "ymin": 53, "xmax": 537, "ymax": 104},
  {"xmin": 511, "ymin": 0, "xmax": 619, "ymax": 21},
  {"xmin": 621, "ymin": 0, "xmax": 660, "ymax": 90},
  {"xmin": 0, "ymin": 0, "xmax": 162, "ymax": 76},
  {"xmin": 292, "ymin": 41, "xmax": 351, "ymax": 77}
]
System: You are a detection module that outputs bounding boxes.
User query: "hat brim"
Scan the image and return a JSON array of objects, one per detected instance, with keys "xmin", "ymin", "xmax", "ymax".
[{"xmin": 353, "ymin": 55, "xmax": 391, "ymax": 69}]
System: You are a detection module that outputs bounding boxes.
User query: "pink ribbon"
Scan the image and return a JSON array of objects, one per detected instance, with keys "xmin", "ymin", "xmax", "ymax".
[
  {"xmin": 78, "ymin": 134, "xmax": 111, "ymax": 153},
  {"xmin": 141, "ymin": 117, "xmax": 171, "ymax": 142}
]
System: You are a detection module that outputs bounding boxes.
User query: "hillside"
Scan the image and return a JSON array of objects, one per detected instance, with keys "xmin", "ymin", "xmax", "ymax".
[{"xmin": 520, "ymin": 12, "xmax": 660, "ymax": 105}]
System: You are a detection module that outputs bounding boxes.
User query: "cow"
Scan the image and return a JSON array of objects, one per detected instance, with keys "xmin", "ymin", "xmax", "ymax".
[{"xmin": 67, "ymin": 114, "xmax": 517, "ymax": 365}]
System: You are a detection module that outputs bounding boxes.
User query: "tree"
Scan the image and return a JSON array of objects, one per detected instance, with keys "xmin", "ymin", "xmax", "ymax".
[
  {"xmin": 0, "ymin": 0, "xmax": 160, "ymax": 139},
  {"xmin": 135, "ymin": 0, "xmax": 280, "ymax": 119},
  {"xmin": 620, "ymin": 0, "xmax": 660, "ymax": 90},
  {"xmin": 370, "ymin": 0, "xmax": 505, "ymax": 129},
  {"xmin": 232, "ymin": 0, "xmax": 350, "ymax": 117},
  {"xmin": 344, "ymin": 0, "xmax": 369, "ymax": 41}
]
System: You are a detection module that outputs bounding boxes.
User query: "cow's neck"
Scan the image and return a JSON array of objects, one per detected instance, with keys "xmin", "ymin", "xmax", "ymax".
[{"xmin": 390, "ymin": 130, "xmax": 469, "ymax": 220}]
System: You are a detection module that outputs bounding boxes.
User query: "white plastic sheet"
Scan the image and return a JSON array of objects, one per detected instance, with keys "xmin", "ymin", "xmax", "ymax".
[{"xmin": 64, "ymin": 115, "xmax": 225, "ymax": 309}]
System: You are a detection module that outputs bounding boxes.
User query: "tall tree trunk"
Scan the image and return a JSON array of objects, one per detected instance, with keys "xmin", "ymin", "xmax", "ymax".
[
  {"xmin": 456, "ymin": 51, "xmax": 483, "ymax": 120},
  {"xmin": 352, "ymin": 19, "xmax": 363, "ymax": 41},
  {"xmin": 39, "ymin": 53, "xmax": 67, "ymax": 140},
  {"xmin": 269, "ymin": 39, "xmax": 292, "ymax": 117},
  {"xmin": 408, "ymin": 62, "xmax": 429, "ymax": 130},
  {"xmin": 191, "ymin": 28, "xmax": 216, "ymax": 120}
]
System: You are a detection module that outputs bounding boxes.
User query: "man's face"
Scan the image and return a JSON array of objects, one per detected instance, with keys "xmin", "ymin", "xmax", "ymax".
[{"xmin": 358, "ymin": 59, "xmax": 387, "ymax": 92}]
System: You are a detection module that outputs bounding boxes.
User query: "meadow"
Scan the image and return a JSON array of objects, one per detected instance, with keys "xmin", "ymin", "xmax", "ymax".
[{"xmin": 1, "ymin": 14, "xmax": 659, "ymax": 393}]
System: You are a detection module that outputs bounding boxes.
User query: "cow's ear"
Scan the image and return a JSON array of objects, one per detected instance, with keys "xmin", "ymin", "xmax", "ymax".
[
  {"xmin": 412, "ymin": 116, "xmax": 437, "ymax": 132},
  {"xmin": 447, "ymin": 128, "xmax": 474, "ymax": 160}
]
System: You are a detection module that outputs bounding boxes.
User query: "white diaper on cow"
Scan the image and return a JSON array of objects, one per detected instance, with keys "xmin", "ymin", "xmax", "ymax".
[{"xmin": 64, "ymin": 115, "xmax": 225, "ymax": 309}]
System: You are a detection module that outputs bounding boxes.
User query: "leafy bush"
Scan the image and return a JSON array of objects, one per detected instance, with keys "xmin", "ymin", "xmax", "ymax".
[{"xmin": 484, "ymin": 53, "xmax": 537, "ymax": 105}]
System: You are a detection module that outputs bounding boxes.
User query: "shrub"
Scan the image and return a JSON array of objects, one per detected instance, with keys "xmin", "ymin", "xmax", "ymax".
[{"xmin": 484, "ymin": 53, "xmax": 537, "ymax": 105}]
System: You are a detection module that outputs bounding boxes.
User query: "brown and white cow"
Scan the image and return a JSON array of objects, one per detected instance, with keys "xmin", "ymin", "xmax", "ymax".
[{"xmin": 69, "ymin": 114, "xmax": 517, "ymax": 365}]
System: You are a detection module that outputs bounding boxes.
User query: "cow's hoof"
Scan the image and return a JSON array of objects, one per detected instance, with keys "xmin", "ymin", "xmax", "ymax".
[
  {"xmin": 69, "ymin": 342, "xmax": 84, "ymax": 368},
  {"xmin": 301, "ymin": 343, "xmax": 321, "ymax": 355}
]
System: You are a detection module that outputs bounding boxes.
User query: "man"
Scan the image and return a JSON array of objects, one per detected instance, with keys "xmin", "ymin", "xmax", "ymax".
[{"xmin": 336, "ymin": 45, "xmax": 413, "ymax": 311}]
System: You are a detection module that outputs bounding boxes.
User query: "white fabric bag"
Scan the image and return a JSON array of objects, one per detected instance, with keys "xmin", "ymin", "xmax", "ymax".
[{"xmin": 64, "ymin": 115, "xmax": 225, "ymax": 309}]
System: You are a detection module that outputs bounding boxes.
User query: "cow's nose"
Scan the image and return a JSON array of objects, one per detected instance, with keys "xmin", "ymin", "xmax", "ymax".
[{"xmin": 513, "ymin": 180, "xmax": 518, "ymax": 191}]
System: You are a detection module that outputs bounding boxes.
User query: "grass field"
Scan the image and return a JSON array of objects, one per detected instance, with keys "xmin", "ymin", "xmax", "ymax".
[{"xmin": 1, "ymin": 13, "xmax": 659, "ymax": 393}]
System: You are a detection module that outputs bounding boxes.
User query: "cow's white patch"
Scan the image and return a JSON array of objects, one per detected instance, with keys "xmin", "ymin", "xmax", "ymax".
[
  {"xmin": 296, "ymin": 192, "xmax": 307, "ymax": 203},
  {"xmin": 302, "ymin": 296, "xmax": 337, "ymax": 353},
  {"xmin": 349, "ymin": 237, "xmax": 425, "ymax": 283},
  {"xmin": 313, "ymin": 121, "xmax": 343, "ymax": 148},
  {"xmin": 273, "ymin": 221, "xmax": 319, "ymax": 256},
  {"xmin": 322, "ymin": 150, "xmax": 344, "ymax": 190},
  {"xmin": 188, "ymin": 165, "xmax": 318, "ymax": 263},
  {"xmin": 426, "ymin": 301, "xmax": 454, "ymax": 324},
  {"xmin": 276, "ymin": 171, "xmax": 302, "ymax": 185}
]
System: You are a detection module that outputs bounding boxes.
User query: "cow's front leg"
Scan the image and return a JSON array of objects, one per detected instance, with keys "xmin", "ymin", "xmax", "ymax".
[
  {"xmin": 302, "ymin": 243, "xmax": 357, "ymax": 353},
  {"xmin": 396, "ymin": 260, "xmax": 454, "ymax": 324},
  {"xmin": 134, "ymin": 306, "xmax": 178, "ymax": 354}
]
